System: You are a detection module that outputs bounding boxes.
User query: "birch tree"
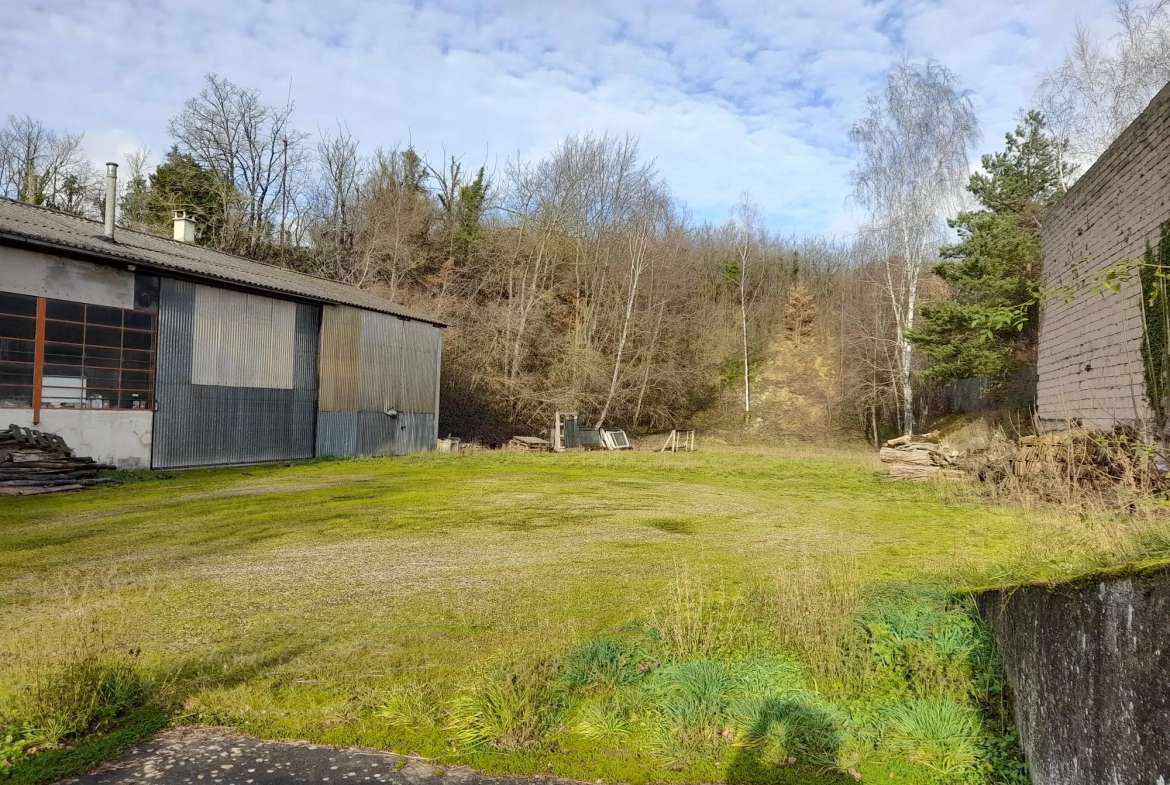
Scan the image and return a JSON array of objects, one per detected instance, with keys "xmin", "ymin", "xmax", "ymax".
[
  {"xmin": 727, "ymin": 198, "xmax": 763, "ymax": 420},
  {"xmin": 850, "ymin": 59, "xmax": 980, "ymax": 434}
]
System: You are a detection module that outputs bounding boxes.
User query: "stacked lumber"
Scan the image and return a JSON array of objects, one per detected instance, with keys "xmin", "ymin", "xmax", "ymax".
[
  {"xmin": 0, "ymin": 424, "xmax": 113, "ymax": 496},
  {"xmin": 880, "ymin": 432, "xmax": 966, "ymax": 481}
]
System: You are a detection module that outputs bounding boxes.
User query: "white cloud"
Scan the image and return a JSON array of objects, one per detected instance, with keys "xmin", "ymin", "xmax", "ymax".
[{"xmin": 0, "ymin": 0, "xmax": 1120, "ymax": 235}]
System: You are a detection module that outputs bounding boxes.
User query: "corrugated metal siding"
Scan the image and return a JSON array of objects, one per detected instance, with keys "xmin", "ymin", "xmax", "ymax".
[
  {"xmin": 318, "ymin": 305, "xmax": 361, "ymax": 410},
  {"xmin": 316, "ymin": 303, "xmax": 441, "ymax": 457},
  {"xmin": 153, "ymin": 277, "xmax": 320, "ymax": 468},
  {"xmin": 358, "ymin": 310, "xmax": 403, "ymax": 412},
  {"xmin": 191, "ymin": 286, "xmax": 296, "ymax": 388},
  {"xmin": 316, "ymin": 411, "xmax": 358, "ymax": 457}
]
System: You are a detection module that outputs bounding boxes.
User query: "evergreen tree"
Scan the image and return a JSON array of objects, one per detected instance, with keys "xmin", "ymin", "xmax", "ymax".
[
  {"xmin": 908, "ymin": 111, "xmax": 1072, "ymax": 383},
  {"xmin": 136, "ymin": 147, "xmax": 228, "ymax": 244}
]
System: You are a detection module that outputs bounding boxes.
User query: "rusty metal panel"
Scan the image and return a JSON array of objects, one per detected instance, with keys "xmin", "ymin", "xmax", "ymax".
[
  {"xmin": 153, "ymin": 277, "xmax": 319, "ymax": 468},
  {"xmin": 317, "ymin": 304, "xmax": 361, "ymax": 410},
  {"xmin": 311, "ymin": 301, "xmax": 439, "ymax": 456}
]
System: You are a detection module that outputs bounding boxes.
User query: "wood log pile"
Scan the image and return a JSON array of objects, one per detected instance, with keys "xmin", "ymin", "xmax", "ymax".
[
  {"xmin": 0, "ymin": 424, "xmax": 114, "ymax": 496},
  {"xmin": 880, "ymin": 432, "xmax": 967, "ymax": 481}
]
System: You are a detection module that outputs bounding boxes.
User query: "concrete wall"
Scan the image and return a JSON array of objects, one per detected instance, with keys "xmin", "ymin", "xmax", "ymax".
[
  {"xmin": 3, "ymin": 408, "xmax": 152, "ymax": 469},
  {"xmin": 977, "ymin": 567, "xmax": 1170, "ymax": 785},
  {"xmin": 1037, "ymin": 82, "xmax": 1170, "ymax": 430},
  {"xmin": 0, "ymin": 246, "xmax": 138, "ymax": 308}
]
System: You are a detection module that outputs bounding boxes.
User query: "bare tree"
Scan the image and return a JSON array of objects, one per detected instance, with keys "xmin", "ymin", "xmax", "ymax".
[
  {"xmin": 352, "ymin": 146, "xmax": 433, "ymax": 294},
  {"xmin": 168, "ymin": 74, "xmax": 309, "ymax": 257},
  {"xmin": 725, "ymin": 197, "xmax": 763, "ymax": 421},
  {"xmin": 595, "ymin": 171, "xmax": 671, "ymax": 428},
  {"xmin": 850, "ymin": 59, "xmax": 980, "ymax": 434},
  {"xmin": 119, "ymin": 146, "xmax": 153, "ymax": 230},
  {"xmin": 1038, "ymin": 0, "xmax": 1170, "ymax": 174},
  {"xmin": 309, "ymin": 126, "xmax": 364, "ymax": 274},
  {"xmin": 0, "ymin": 115, "xmax": 98, "ymax": 215}
]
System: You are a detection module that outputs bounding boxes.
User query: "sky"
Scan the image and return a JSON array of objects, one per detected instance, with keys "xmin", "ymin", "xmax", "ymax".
[{"xmin": 0, "ymin": 0, "xmax": 1120, "ymax": 236}]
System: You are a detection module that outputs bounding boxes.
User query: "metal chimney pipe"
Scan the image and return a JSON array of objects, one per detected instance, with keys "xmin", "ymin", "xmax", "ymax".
[{"xmin": 103, "ymin": 162, "xmax": 118, "ymax": 241}]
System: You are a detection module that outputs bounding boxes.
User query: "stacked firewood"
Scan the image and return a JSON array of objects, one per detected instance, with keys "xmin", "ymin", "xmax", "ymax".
[
  {"xmin": 0, "ymin": 424, "xmax": 114, "ymax": 495},
  {"xmin": 879, "ymin": 432, "xmax": 966, "ymax": 481}
]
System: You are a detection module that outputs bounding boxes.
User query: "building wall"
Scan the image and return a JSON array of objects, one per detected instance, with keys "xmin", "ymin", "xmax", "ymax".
[
  {"xmin": 316, "ymin": 305, "xmax": 441, "ymax": 457},
  {"xmin": 1, "ymin": 246, "xmax": 138, "ymax": 308},
  {"xmin": 4, "ymin": 408, "xmax": 152, "ymax": 469},
  {"xmin": 1037, "ymin": 82, "xmax": 1170, "ymax": 429},
  {"xmin": 1, "ymin": 249, "xmax": 156, "ymax": 468},
  {"xmin": 153, "ymin": 278, "xmax": 320, "ymax": 468}
]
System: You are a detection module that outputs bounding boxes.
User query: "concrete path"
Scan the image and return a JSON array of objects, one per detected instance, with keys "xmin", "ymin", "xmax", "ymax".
[{"xmin": 60, "ymin": 728, "xmax": 578, "ymax": 785}]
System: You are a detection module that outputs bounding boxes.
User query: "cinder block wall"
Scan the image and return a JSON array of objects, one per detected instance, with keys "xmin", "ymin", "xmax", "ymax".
[{"xmin": 1038, "ymin": 82, "xmax": 1170, "ymax": 430}]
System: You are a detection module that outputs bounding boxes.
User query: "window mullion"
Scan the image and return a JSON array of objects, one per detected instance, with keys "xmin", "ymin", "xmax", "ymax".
[{"xmin": 32, "ymin": 297, "xmax": 45, "ymax": 424}]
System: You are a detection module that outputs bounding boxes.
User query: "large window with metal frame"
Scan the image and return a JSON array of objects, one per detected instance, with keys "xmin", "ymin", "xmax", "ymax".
[{"xmin": 0, "ymin": 291, "xmax": 156, "ymax": 410}]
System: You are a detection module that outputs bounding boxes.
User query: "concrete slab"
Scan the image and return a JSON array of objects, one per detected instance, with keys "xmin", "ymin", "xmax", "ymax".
[{"xmin": 59, "ymin": 728, "xmax": 576, "ymax": 785}]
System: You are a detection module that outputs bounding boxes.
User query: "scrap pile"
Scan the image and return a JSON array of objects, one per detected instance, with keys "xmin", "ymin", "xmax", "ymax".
[
  {"xmin": 969, "ymin": 427, "xmax": 1170, "ymax": 504},
  {"xmin": 0, "ymin": 424, "xmax": 114, "ymax": 495},
  {"xmin": 880, "ymin": 432, "xmax": 965, "ymax": 481}
]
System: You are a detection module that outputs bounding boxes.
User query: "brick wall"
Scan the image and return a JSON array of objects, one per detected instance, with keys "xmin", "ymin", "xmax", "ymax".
[{"xmin": 1038, "ymin": 82, "xmax": 1170, "ymax": 429}]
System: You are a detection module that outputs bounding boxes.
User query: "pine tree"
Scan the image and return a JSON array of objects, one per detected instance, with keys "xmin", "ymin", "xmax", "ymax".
[{"xmin": 908, "ymin": 111, "xmax": 1073, "ymax": 383}]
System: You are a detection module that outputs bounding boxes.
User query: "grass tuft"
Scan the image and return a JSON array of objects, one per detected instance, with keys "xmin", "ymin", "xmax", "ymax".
[
  {"xmin": 446, "ymin": 655, "xmax": 562, "ymax": 751},
  {"xmin": 884, "ymin": 699, "xmax": 982, "ymax": 779},
  {"xmin": 560, "ymin": 639, "xmax": 643, "ymax": 693}
]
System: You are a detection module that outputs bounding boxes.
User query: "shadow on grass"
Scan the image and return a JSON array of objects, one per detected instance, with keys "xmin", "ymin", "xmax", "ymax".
[{"xmin": 724, "ymin": 699, "xmax": 857, "ymax": 785}]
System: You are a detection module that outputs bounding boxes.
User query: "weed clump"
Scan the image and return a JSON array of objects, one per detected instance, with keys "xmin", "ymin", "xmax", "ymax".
[
  {"xmin": 0, "ymin": 651, "xmax": 148, "ymax": 770},
  {"xmin": 446, "ymin": 655, "xmax": 562, "ymax": 751}
]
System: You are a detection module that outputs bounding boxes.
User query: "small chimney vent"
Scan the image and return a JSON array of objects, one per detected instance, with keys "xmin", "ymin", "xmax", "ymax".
[
  {"xmin": 173, "ymin": 210, "xmax": 196, "ymax": 243},
  {"xmin": 103, "ymin": 162, "xmax": 118, "ymax": 241}
]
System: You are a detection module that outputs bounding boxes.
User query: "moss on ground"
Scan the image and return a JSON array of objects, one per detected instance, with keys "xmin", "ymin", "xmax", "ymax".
[{"xmin": 1, "ymin": 448, "xmax": 1164, "ymax": 783}]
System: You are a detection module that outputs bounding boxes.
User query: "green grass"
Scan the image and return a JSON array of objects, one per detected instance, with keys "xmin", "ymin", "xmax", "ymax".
[{"xmin": 0, "ymin": 447, "xmax": 1163, "ymax": 784}]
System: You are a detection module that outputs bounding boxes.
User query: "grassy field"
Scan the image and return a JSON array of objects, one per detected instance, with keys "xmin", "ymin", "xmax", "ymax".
[{"xmin": 1, "ymin": 447, "xmax": 1163, "ymax": 784}]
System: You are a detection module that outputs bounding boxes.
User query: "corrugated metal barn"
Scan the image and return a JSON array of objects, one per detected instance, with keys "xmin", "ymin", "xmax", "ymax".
[{"xmin": 0, "ymin": 193, "xmax": 444, "ymax": 469}]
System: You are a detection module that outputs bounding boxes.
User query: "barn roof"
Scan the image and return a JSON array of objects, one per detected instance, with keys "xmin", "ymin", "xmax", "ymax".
[{"xmin": 0, "ymin": 198, "xmax": 445, "ymax": 327}]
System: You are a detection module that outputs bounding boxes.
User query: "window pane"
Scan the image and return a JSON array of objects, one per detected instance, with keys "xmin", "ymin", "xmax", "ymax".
[
  {"xmin": 84, "ymin": 346, "xmax": 120, "ymax": 368},
  {"xmin": 0, "ymin": 362, "xmax": 33, "ymax": 385},
  {"xmin": 120, "ymin": 391, "xmax": 152, "ymax": 409},
  {"xmin": 86, "ymin": 304, "xmax": 123, "ymax": 327},
  {"xmin": 45, "ymin": 342, "xmax": 83, "ymax": 365},
  {"xmin": 83, "ymin": 368, "xmax": 120, "ymax": 389},
  {"xmin": 122, "ymin": 370, "xmax": 150, "ymax": 390},
  {"xmin": 45, "ymin": 299, "xmax": 84, "ymax": 322},
  {"xmin": 122, "ymin": 348, "xmax": 152, "ymax": 366},
  {"xmin": 0, "ymin": 315, "xmax": 35, "ymax": 340},
  {"xmin": 42, "ymin": 376, "xmax": 85, "ymax": 407},
  {"xmin": 124, "ymin": 311, "xmax": 153, "ymax": 331},
  {"xmin": 122, "ymin": 330, "xmax": 153, "ymax": 350},
  {"xmin": 0, "ymin": 339, "xmax": 34, "ymax": 363},
  {"xmin": 0, "ymin": 385, "xmax": 32, "ymax": 406},
  {"xmin": 0, "ymin": 292, "xmax": 36, "ymax": 317},
  {"xmin": 85, "ymin": 325, "xmax": 121, "ymax": 347},
  {"xmin": 44, "ymin": 364, "xmax": 83, "ymax": 378},
  {"xmin": 45, "ymin": 320, "xmax": 84, "ymax": 343}
]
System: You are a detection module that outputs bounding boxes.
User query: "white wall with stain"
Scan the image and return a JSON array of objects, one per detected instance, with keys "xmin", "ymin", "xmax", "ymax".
[{"xmin": 4, "ymin": 409, "xmax": 153, "ymax": 469}]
